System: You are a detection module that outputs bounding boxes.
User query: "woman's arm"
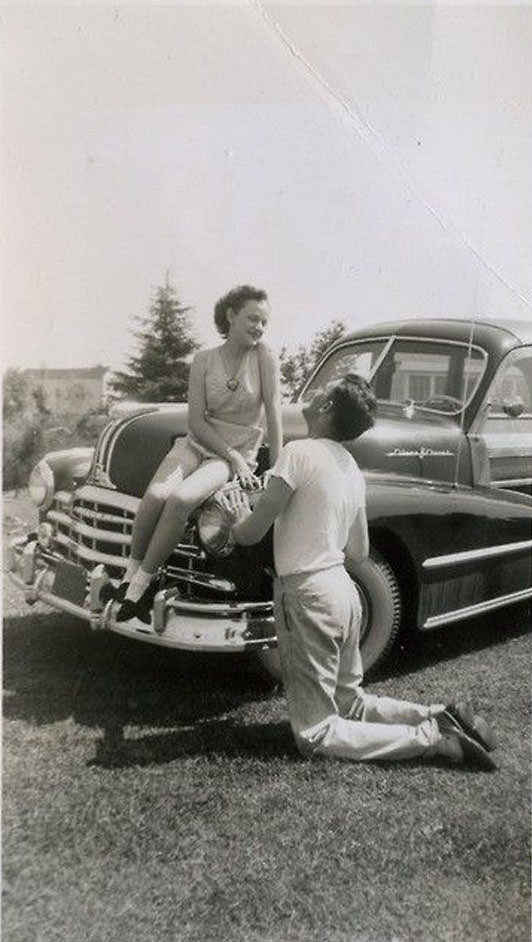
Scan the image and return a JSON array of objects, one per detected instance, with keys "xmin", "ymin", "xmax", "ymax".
[
  {"xmin": 188, "ymin": 352, "xmax": 257, "ymax": 484},
  {"xmin": 258, "ymin": 343, "xmax": 283, "ymax": 465}
]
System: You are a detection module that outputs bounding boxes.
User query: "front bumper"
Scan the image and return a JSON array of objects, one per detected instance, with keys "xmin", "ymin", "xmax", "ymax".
[{"xmin": 7, "ymin": 536, "xmax": 276, "ymax": 653}]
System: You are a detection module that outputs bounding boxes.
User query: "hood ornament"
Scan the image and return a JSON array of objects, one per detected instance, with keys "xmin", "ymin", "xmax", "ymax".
[{"xmin": 90, "ymin": 462, "xmax": 116, "ymax": 489}]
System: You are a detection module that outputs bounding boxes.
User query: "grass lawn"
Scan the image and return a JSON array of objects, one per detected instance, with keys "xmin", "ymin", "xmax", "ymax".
[{"xmin": 2, "ymin": 494, "xmax": 531, "ymax": 942}]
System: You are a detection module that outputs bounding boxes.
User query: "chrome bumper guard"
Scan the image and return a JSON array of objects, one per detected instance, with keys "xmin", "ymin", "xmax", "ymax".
[{"xmin": 7, "ymin": 536, "xmax": 276, "ymax": 653}]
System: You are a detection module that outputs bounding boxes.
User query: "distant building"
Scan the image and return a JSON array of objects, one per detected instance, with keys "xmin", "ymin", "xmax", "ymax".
[{"xmin": 24, "ymin": 365, "xmax": 109, "ymax": 419}]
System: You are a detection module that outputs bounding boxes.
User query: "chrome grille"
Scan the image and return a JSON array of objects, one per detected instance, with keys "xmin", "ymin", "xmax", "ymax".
[
  {"xmin": 47, "ymin": 491, "xmax": 134, "ymax": 575},
  {"xmin": 46, "ymin": 486, "xmax": 206, "ymax": 578}
]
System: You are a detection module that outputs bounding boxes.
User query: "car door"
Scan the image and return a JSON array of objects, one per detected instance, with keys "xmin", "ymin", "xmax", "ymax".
[{"xmin": 472, "ymin": 346, "xmax": 532, "ymax": 495}]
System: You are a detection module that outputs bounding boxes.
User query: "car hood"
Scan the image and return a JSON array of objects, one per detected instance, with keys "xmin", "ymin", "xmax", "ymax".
[{"xmin": 91, "ymin": 400, "xmax": 464, "ymax": 497}]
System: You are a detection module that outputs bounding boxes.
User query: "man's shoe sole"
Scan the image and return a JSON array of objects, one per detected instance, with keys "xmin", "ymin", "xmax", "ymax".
[
  {"xmin": 442, "ymin": 705, "xmax": 497, "ymax": 752},
  {"xmin": 454, "ymin": 729, "xmax": 497, "ymax": 770}
]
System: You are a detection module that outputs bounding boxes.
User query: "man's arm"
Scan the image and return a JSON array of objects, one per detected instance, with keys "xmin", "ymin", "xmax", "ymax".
[
  {"xmin": 220, "ymin": 475, "xmax": 293, "ymax": 546},
  {"xmin": 345, "ymin": 505, "xmax": 369, "ymax": 563}
]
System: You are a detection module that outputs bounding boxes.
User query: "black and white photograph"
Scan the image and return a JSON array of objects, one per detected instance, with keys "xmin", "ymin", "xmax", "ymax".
[{"xmin": 2, "ymin": 2, "xmax": 531, "ymax": 940}]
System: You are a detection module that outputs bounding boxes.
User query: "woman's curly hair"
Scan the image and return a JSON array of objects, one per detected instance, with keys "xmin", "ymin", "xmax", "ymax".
[
  {"xmin": 329, "ymin": 373, "xmax": 378, "ymax": 442},
  {"xmin": 214, "ymin": 285, "xmax": 268, "ymax": 337}
]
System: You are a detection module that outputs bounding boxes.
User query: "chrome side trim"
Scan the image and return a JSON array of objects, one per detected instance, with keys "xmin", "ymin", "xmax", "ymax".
[
  {"xmin": 423, "ymin": 587, "xmax": 532, "ymax": 629},
  {"xmin": 487, "ymin": 445, "xmax": 532, "ymax": 458},
  {"xmin": 423, "ymin": 539, "xmax": 532, "ymax": 570},
  {"xmin": 495, "ymin": 478, "xmax": 532, "ymax": 488},
  {"xmin": 89, "ymin": 416, "xmax": 125, "ymax": 481}
]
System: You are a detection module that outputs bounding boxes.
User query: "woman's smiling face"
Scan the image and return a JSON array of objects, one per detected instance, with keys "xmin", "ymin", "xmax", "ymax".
[{"xmin": 227, "ymin": 299, "xmax": 270, "ymax": 347}]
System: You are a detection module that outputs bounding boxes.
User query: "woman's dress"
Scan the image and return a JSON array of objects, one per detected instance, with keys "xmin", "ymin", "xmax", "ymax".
[{"xmin": 186, "ymin": 345, "xmax": 264, "ymax": 467}]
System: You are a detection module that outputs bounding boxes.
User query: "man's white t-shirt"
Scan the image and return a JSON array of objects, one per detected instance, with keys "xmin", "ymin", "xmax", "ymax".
[{"xmin": 271, "ymin": 438, "xmax": 366, "ymax": 577}]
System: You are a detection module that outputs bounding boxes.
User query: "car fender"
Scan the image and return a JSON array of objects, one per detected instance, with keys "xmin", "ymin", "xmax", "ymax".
[
  {"xmin": 364, "ymin": 471, "xmax": 532, "ymax": 629},
  {"xmin": 41, "ymin": 447, "xmax": 94, "ymax": 495}
]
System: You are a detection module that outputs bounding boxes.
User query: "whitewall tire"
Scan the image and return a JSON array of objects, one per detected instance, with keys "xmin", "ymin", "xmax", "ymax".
[{"xmin": 255, "ymin": 550, "xmax": 402, "ymax": 682}]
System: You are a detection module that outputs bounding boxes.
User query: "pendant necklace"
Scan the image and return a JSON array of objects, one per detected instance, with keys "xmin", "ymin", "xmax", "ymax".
[{"xmin": 220, "ymin": 346, "xmax": 245, "ymax": 392}]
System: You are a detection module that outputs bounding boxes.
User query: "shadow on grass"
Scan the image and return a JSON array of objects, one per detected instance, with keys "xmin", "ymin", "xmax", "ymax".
[
  {"xmin": 3, "ymin": 611, "xmax": 278, "ymax": 731},
  {"xmin": 87, "ymin": 717, "xmax": 494, "ymax": 774},
  {"xmin": 89, "ymin": 717, "xmax": 298, "ymax": 769},
  {"xmin": 3, "ymin": 603, "xmax": 530, "ymax": 770}
]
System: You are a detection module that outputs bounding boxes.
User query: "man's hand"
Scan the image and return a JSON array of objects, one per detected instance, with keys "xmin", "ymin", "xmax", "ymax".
[
  {"xmin": 217, "ymin": 488, "xmax": 253, "ymax": 528},
  {"xmin": 217, "ymin": 473, "xmax": 293, "ymax": 546}
]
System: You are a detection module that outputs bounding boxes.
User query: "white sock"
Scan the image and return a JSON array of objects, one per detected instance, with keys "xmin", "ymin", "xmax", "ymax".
[
  {"xmin": 123, "ymin": 557, "xmax": 141, "ymax": 583},
  {"xmin": 125, "ymin": 568, "xmax": 152, "ymax": 603}
]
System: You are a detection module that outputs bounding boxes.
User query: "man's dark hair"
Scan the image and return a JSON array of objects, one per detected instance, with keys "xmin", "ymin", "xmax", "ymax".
[
  {"xmin": 329, "ymin": 373, "xmax": 377, "ymax": 442},
  {"xmin": 214, "ymin": 285, "xmax": 268, "ymax": 337}
]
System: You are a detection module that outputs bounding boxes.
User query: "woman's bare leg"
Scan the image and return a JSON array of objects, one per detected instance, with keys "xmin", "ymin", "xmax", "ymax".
[
  {"xmin": 129, "ymin": 442, "xmax": 201, "ymax": 562},
  {"xmin": 140, "ymin": 458, "xmax": 230, "ymax": 575}
]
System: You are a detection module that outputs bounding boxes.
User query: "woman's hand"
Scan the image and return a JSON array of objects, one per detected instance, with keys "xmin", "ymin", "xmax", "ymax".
[{"xmin": 228, "ymin": 450, "xmax": 260, "ymax": 490}]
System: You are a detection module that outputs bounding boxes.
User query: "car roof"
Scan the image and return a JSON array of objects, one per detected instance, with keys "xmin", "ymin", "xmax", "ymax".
[{"xmin": 340, "ymin": 317, "xmax": 532, "ymax": 351}]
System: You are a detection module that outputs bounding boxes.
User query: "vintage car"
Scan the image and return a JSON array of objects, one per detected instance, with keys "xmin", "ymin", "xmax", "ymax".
[{"xmin": 8, "ymin": 317, "xmax": 532, "ymax": 676}]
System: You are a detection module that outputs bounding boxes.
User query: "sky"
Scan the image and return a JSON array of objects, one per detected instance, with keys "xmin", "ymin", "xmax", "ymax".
[{"xmin": 2, "ymin": 1, "xmax": 531, "ymax": 372}]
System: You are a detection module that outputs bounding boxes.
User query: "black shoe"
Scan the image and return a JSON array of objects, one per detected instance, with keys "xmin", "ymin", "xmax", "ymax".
[
  {"xmin": 115, "ymin": 599, "xmax": 138, "ymax": 623},
  {"xmin": 439, "ymin": 702, "xmax": 496, "ymax": 752},
  {"xmin": 436, "ymin": 730, "xmax": 497, "ymax": 771},
  {"xmin": 116, "ymin": 581, "xmax": 129, "ymax": 603},
  {"xmin": 100, "ymin": 581, "xmax": 130, "ymax": 605},
  {"xmin": 135, "ymin": 582, "xmax": 157, "ymax": 625}
]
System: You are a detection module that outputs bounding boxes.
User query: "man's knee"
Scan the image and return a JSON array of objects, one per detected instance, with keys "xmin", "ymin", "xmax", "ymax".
[
  {"xmin": 293, "ymin": 715, "xmax": 338, "ymax": 758},
  {"xmin": 341, "ymin": 687, "xmax": 366, "ymax": 721}
]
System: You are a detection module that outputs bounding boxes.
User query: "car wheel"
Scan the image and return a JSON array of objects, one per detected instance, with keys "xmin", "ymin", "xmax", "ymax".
[
  {"xmin": 255, "ymin": 550, "xmax": 402, "ymax": 682},
  {"xmin": 345, "ymin": 550, "xmax": 402, "ymax": 672}
]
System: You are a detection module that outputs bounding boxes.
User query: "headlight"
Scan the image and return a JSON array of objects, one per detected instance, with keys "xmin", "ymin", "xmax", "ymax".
[
  {"xmin": 28, "ymin": 460, "xmax": 55, "ymax": 510},
  {"xmin": 197, "ymin": 501, "xmax": 235, "ymax": 557}
]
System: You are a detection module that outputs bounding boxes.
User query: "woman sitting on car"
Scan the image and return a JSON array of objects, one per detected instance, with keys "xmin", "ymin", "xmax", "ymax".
[{"xmin": 116, "ymin": 284, "xmax": 282, "ymax": 622}]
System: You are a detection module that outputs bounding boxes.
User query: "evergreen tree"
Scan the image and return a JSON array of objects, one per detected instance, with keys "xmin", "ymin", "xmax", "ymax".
[
  {"xmin": 280, "ymin": 320, "xmax": 347, "ymax": 401},
  {"xmin": 110, "ymin": 282, "xmax": 200, "ymax": 402}
]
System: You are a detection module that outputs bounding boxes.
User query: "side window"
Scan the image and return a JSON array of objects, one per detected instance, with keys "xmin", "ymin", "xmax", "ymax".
[
  {"xmin": 479, "ymin": 347, "xmax": 532, "ymax": 492},
  {"xmin": 487, "ymin": 348, "xmax": 532, "ymax": 416}
]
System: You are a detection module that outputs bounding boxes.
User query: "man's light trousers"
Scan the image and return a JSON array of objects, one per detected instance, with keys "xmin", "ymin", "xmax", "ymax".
[{"xmin": 274, "ymin": 566, "xmax": 444, "ymax": 761}]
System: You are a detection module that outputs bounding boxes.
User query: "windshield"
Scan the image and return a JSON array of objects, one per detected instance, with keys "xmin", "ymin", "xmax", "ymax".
[
  {"xmin": 300, "ymin": 336, "xmax": 487, "ymax": 414},
  {"xmin": 300, "ymin": 340, "xmax": 387, "ymax": 402}
]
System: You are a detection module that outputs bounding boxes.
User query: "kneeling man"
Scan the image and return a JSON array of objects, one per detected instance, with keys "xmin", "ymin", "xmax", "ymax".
[{"xmin": 221, "ymin": 374, "xmax": 496, "ymax": 769}]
